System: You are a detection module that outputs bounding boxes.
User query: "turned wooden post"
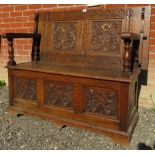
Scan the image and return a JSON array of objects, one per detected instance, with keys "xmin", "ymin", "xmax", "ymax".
[
  {"xmin": 7, "ymin": 38, "xmax": 16, "ymax": 66},
  {"xmin": 31, "ymin": 39, "xmax": 34, "ymax": 61},
  {"xmin": 123, "ymin": 38, "xmax": 131, "ymax": 72},
  {"xmin": 31, "ymin": 13, "xmax": 39, "ymax": 61},
  {"xmin": 33, "ymin": 36, "xmax": 40, "ymax": 62}
]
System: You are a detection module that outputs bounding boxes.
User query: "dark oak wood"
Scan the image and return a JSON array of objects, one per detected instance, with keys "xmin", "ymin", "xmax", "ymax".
[
  {"xmin": 2, "ymin": 33, "xmax": 41, "ymax": 64},
  {"xmin": 2, "ymin": 33, "xmax": 41, "ymax": 39},
  {"xmin": 33, "ymin": 36, "xmax": 41, "ymax": 61},
  {"xmin": 2, "ymin": 6, "xmax": 151, "ymax": 145},
  {"xmin": 123, "ymin": 38, "xmax": 132, "ymax": 72},
  {"xmin": 121, "ymin": 32, "xmax": 140, "ymax": 40},
  {"xmin": 7, "ymin": 38, "xmax": 16, "ymax": 66}
]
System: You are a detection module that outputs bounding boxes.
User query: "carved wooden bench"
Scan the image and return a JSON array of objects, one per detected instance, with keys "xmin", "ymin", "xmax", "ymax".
[{"xmin": 2, "ymin": 6, "xmax": 151, "ymax": 145}]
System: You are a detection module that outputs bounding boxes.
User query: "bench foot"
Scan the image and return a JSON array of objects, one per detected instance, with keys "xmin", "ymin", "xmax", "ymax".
[
  {"xmin": 6, "ymin": 107, "xmax": 24, "ymax": 117},
  {"xmin": 51, "ymin": 121, "xmax": 66, "ymax": 129}
]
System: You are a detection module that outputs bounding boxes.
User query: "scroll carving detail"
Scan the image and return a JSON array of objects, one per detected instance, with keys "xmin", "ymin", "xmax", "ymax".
[
  {"xmin": 88, "ymin": 9, "xmax": 125, "ymax": 19},
  {"xmin": 53, "ymin": 22, "xmax": 77, "ymax": 51},
  {"xmin": 45, "ymin": 81, "xmax": 72, "ymax": 108},
  {"xmin": 85, "ymin": 87, "xmax": 117, "ymax": 117},
  {"xmin": 14, "ymin": 78, "xmax": 36, "ymax": 100},
  {"xmin": 91, "ymin": 21, "xmax": 122, "ymax": 53}
]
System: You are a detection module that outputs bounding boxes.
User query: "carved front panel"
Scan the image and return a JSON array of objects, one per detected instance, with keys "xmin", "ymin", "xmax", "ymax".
[
  {"xmin": 91, "ymin": 21, "xmax": 122, "ymax": 53},
  {"xmin": 85, "ymin": 87, "xmax": 117, "ymax": 117},
  {"xmin": 53, "ymin": 22, "xmax": 77, "ymax": 51},
  {"xmin": 45, "ymin": 81, "xmax": 73, "ymax": 108},
  {"xmin": 14, "ymin": 77, "xmax": 36, "ymax": 100}
]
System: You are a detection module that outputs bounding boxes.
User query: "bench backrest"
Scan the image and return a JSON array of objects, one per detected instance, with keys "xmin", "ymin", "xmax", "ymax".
[{"xmin": 35, "ymin": 6, "xmax": 151, "ymax": 75}]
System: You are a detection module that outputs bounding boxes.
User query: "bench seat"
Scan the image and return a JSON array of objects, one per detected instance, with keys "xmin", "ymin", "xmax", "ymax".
[{"xmin": 8, "ymin": 62, "xmax": 140, "ymax": 83}]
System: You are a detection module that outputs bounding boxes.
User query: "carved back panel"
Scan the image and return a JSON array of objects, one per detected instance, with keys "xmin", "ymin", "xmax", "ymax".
[
  {"xmin": 37, "ymin": 7, "xmax": 151, "ymax": 72},
  {"xmin": 83, "ymin": 8, "xmax": 126, "ymax": 57},
  {"xmin": 38, "ymin": 11, "xmax": 84, "ymax": 60}
]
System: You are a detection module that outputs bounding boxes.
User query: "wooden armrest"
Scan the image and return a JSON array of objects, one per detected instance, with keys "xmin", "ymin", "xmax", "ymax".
[
  {"xmin": 121, "ymin": 33, "xmax": 140, "ymax": 40},
  {"xmin": 1, "ymin": 33, "xmax": 41, "ymax": 39},
  {"xmin": 2, "ymin": 33, "xmax": 41, "ymax": 66}
]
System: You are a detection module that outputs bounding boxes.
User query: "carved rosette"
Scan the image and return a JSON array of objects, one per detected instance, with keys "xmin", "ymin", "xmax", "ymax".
[
  {"xmin": 45, "ymin": 81, "xmax": 73, "ymax": 108},
  {"xmin": 91, "ymin": 21, "xmax": 122, "ymax": 53},
  {"xmin": 53, "ymin": 22, "xmax": 77, "ymax": 51},
  {"xmin": 14, "ymin": 78, "xmax": 36, "ymax": 100},
  {"xmin": 85, "ymin": 87, "xmax": 117, "ymax": 117}
]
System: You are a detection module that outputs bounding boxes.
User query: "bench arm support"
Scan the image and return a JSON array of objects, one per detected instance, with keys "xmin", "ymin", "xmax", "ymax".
[
  {"xmin": 121, "ymin": 32, "xmax": 142, "ymax": 72},
  {"xmin": 122, "ymin": 38, "xmax": 132, "ymax": 72},
  {"xmin": 2, "ymin": 33, "xmax": 41, "ymax": 66}
]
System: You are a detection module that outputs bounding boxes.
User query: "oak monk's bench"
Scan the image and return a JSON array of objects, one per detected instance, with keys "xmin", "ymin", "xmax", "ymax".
[{"xmin": 1, "ymin": 6, "xmax": 151, "ymax": 145}]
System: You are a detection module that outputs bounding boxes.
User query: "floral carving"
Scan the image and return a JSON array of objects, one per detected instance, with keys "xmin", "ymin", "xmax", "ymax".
[
  {"xmin": 45, "ymin": 81, "xmax": 72, "ymax": 108},
  {"xmin": 85, "ymin": 87, "xmax": 117, "ymax": 117},
  {"xmin": 14, "ymin": 78, "xmax": 36, "ymax": 100},
  {"xmin": 53, "ymin": 22, "xmax": 77, "ymax": 51},
  {"xmin": 91, "ymin": 21, "xmax": 122, "ymax": 53}
]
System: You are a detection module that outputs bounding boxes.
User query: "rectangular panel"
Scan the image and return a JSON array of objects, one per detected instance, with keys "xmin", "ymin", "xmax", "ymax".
[
  {"xmin": 38, "ymin": 13, "xmax": 84, "ymax": 59},
  {"xmin": 14, "ymin": 77, "xmax": 37, "ymax": 101},
  {"xmin": 44, "ymin": 80, "xmax": 73, "ymax": 109},
  {"xmin": 52, "ymin": 22, "xmax": 79, "ymax": 52},
  {"xmin": 83, "ymin": 8, "xmax": 126, "ymax": 57},
  {"xmin": 91, "ymin": 21, "xmax": 122, "ymax": 54},
  {"xmin": 84, "ymin": 86, "xmax": 118, "ymax": 118}
]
